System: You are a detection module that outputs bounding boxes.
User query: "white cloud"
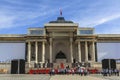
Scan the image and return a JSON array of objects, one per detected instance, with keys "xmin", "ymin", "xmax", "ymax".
[
  {"xmin": 0, "ymin": 4, "xmax": 57, "ymax": 29},
  {"xmin": 73, "ymin": 13, "xmax": 120, "ymax": 28},
  {"xmin": 0, "ymin": 14, "xmax": 16, "ymax": 29},
  {"xmin": 1, "ymin": 0, "xmax": 120, "ymax": 33},
  {"xmin": 93, "ymin": 14, "xmax": 120, "ymax": 27},
  {"xmin": 70, "ymin": 0, "xmax": 120, "ymax": 29}
]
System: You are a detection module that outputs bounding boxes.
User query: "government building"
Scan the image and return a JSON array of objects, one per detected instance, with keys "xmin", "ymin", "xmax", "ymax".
[{"xmin": 0, "ymin": 16, "xmax": 120, "ymax": 71}]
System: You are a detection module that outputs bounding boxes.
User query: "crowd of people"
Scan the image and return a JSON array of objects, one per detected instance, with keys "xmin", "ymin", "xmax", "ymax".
[
  {"xmin": 49, "ymin": 64, "xmax": 120, "ymax": 77},
  {"xmin": 101, "ymin": 68, "xmax": 119, "ymax": 76},
  {"xmin": 49, "ymin": 67, "xmax": 89, "ymax": 76},
  {"xmin": 49, "ymin": 68, "xmax": 120, "ymax": 76}
]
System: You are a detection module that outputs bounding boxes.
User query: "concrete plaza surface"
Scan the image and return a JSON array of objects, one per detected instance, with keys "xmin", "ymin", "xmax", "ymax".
[
  {"xmin": 50, "ymin": 74, "xmax": 120, "ymax": 80},
  {"xmin": 0, "ymin": 74, "xmax": 119, "ymax": 80}
]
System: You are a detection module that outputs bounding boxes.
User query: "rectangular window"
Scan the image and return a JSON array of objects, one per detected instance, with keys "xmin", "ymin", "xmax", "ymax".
[
  {"xmin": 79, "ymin": 30, "xmax": 93, "ymax": 34},
  {"xmin": 77, "ymin": 29, "xmax": 94, "ymax": 35},
  {"xmin": 29, "ymin": 29, "xmax": 45, "ymax": 35}
]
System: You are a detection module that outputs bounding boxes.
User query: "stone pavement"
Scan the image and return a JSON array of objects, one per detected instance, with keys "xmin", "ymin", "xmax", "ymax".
[
  {"xmin": 91, "ymin": 74, "xmax": 120, "ymax": 80},
  {"xmin": 0, "ymin": 74, "xmax": 50, "ymax": 80},
  {"xmin": 50, "ymin": 75, "xmax": 105, "ymax": 80},
  {"xmin": 0, "ymin": 74, "xmax": 119, "ymax": 80}
]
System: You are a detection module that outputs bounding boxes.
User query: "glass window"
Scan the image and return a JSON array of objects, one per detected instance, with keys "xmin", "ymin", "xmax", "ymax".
[
  {"xmin": 79, "ymin": 30, "xmax": 93, "ymax": 34},
  {"xmin": 30, "ymin": 30, "xmax": 44, "ymax": 35}
]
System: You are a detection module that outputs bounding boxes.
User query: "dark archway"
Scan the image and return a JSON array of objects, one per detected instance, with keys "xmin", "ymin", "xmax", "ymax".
[
  {"xmin": 88, "ymin": 53, "xmax": 91, "ymax": 60},
  {"xmin": 55, "ymin": 51, "xmax": 66, "ymax": 59}
]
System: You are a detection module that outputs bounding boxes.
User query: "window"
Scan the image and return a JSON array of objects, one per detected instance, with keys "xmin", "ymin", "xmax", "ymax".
[
  {"xmin": 78, "ymin": 30, "xmax": 93, "ymax": 34},
  {"xmin": 29, "ymin": 30, "xmax": 45, "ymax": 35}
]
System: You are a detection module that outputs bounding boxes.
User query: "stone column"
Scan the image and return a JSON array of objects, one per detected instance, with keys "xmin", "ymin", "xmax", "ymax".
[
  {"xmin": 49, "ymin": 38, "xmax": 52, "ymax": 63},
  {"xmin": 92, "ymin": 41, "xmax": 95, "ymax": 62},
  {"xmin": 35, "ymin": 41, "xmax": 38, "ymax": 63},
  {"xmin": 78, "ymin": 41, "xmax": 81, "ymax": 62},
  {"xmin": 70, "ymin": 38, "xmax": 73, "ymax": 63},
  {"xmin": 42, "ymin": 41, "xmax": 45, "ymax": 63},
  {"xmin": 28, "ymin": 41, "xmax": 31, "ymax": 67},
  {"xmin": 85, "ymin": 41, "xmax": 88, "ymax": 62}
]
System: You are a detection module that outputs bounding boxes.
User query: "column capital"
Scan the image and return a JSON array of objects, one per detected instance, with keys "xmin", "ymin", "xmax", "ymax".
[
  {"xmin": 49, "ymin": 38, "xmax": 53, "ymax": 44},
  {"xmin": 50, "ymin": 37, "xmax": 52, "ymax": 40},
  {"xmin": 70, "ymin": 37, "xmax": 73, "ymax": 42},
  {"xmin": 35, "ymin": 41, "xmax": 38, "ymax": 44},
  {"xmin": 27, "ymin": 41, "xmax": 31, "ymax": 43}
]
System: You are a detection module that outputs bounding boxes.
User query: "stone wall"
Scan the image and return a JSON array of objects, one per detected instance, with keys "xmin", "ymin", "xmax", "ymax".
[
  {"xmin": 0, "ymin": 62, "xmax": 120, "ymax": 74},
  {"xmin": 0, "ymin": 63, "xmax": 11, "ymax": 74}
]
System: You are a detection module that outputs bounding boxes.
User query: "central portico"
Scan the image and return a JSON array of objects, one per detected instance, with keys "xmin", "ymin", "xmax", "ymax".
[
  {"xmin": 45, "ymin": 16, "xmax": 78, "ymax": 63},
  {"xmin": 26, "ymin": 16, "xmax": 97, "ymax": 68}
]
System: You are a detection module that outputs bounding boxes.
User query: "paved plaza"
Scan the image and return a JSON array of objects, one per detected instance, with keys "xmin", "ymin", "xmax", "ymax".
[
  {"xmin": 91, "ymin": 74, "xmax": 120, "ymax": 80},
  {"xmin": 0, "ymin": 74, "xmax": 119, "ymax": 80},
  {"xmin": 0, "ymin": 74, "xmax": 50, "ymax": 80},
  {"xmin": 50, "ymin": 74, "xmax": 120, "ymax": 80}
]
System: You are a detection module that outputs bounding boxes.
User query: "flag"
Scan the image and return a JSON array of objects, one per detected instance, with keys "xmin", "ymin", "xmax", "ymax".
[{"xmin": 60, "ymin": 9, "xmax": 62, "ymax": 16}]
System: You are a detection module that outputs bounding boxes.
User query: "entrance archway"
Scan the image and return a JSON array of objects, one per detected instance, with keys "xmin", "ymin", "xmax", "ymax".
[
  {"xmin": 55, "ymin": 51, "xmax": 66, "ymax": 59},
  {"xmin": 55, "ymin": 51, "xmax": 67, "ymax": 63}
]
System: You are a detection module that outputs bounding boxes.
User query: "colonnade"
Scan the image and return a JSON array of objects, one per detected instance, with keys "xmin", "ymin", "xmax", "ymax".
[
  {"xmin": 27, "ymin": 40, "xmax": 96, "ymax": 67},
  {"xmin": 27, "ymin": 41, "xmax": 45, "ymax": 67},
  {"xmin": 77, "ymin": 41, "xmax": 96, "ymax": 62}
]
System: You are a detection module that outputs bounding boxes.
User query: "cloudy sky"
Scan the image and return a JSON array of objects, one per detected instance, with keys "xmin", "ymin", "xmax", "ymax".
[
  {"xmin": 0, "ymin": 0, "xmax": 120, "ymax": 62},
  {"xmin": 0, "ymin": 0, "xmax": 120, "ymax": 34}
]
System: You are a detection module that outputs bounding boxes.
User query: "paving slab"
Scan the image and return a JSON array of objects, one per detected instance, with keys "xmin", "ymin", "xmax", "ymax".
[
  {"xmin": 0, "ymin": 74, "xmax": 119, "ymax": 80},
  {"xmin": 91, "ymin": 74, "xmax": 120, "ymax": 80},
  {"xmin": 50, "ymin": 75, "xmax": 107, "ymax": 80},
  {"xmin": 0, "ymin": 74, "xmax": 50, "ymax": 80}
]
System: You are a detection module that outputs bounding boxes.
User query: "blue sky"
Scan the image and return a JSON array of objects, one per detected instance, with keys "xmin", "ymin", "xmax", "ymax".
[{"xmin": 0, "ymin": 0, "xmax": 120, "ymax": 34}]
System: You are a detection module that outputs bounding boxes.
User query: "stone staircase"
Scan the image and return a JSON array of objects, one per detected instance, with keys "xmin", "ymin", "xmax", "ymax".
[{"xmin": 53, "ymin": 63, "xmax": 72, "ymax": 68}]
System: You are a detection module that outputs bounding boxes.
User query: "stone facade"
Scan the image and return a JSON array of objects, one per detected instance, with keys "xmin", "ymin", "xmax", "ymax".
[{"xmin": 0, "ymin": 16, "xmax": 120, "ymax": 69}]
